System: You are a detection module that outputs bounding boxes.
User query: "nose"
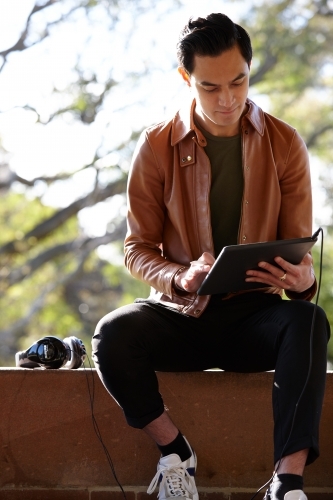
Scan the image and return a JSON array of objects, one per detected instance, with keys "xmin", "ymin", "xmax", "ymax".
[{"xmin": 218, "ymin": 88, "xmax": 234, "ymax": 108}]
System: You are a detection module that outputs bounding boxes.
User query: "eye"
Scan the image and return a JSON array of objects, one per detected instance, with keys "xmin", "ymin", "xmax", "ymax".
[
  {"xmin": 232, "ymin": 79, "xmax": 245, "ymax": 87},
  {"xmin": 203, "ymin": 87, "xmax": 218, "ymax": 93}
]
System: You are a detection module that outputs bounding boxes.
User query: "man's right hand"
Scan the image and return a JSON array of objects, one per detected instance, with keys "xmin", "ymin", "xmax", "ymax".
[{"xmin": 174, "ymin": 252, "xmax": 215, "ymax": 293}]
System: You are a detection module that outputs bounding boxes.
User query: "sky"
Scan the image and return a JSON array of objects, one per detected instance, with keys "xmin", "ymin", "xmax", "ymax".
[{"xmin": 0, "ymin": 0, "xmax": 330, "ymax": 241}]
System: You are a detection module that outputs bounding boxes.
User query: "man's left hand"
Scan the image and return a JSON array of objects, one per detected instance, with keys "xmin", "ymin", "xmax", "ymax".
[{"xmin": 245, "ymin": 252, "xmax": 315, "ymax": 293}]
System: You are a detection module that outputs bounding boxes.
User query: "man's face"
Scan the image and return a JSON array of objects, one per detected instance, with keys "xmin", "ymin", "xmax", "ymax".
[{"xmin": 179, "ymin": 44, "xmax": 250, "ymax": 137}]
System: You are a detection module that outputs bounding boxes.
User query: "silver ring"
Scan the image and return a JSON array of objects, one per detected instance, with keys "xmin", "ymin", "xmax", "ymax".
[{"xmin": 280, "ymin": 272, "xmax": 287, "ymax": 281}]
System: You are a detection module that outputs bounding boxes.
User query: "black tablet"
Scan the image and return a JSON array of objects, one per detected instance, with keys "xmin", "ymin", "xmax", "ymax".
[{"xmin": 197, "ymin": 231, "xmax": 319, "ymax": 296}]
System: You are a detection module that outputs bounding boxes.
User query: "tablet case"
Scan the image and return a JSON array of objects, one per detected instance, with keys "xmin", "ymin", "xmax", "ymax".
[{"xmin": 197, "ymin": 232, "xmax": 319, "ymax": 296}]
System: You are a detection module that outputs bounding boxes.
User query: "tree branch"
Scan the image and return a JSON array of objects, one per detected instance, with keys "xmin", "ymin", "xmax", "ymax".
[
  {"xmin": 1, "ymin": 220, "xmax": 126, "ymax": 289},
  {"xmin": 0, "ymin": 1, "xmax": 58, "ymax": 63},
  {"xmin": 0, "ymin": 177, "xmax": 127, "ymax": 256},
  {"xmin": 0, "ymin": 215, "xmax": 128, "ymax": 355},
  {"xmin": 0, "ymin": 0, "xmax": 86, "ymax": 74},
  {"xmin": 0, "ymin": 161, "xmax": 103, "ymax": 189},
  {"xmin": 0, "ymin": 248, "xmax": 91, "ymax": 353},
  {"xmin": 314, "ymin": 0, "xmax": 333, "ymax": 16},
  {"xmin": 249, "ymin": 52, "xmax": 279, "ymax": 86},
  {"xmin": 305, "ymin": 123, "xmax": 333, "ymax": 149}
]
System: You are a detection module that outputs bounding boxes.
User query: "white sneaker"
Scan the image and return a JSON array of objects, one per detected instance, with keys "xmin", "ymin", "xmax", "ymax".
[
  {"xmin": 264, "ymin": 487, "xmax": 307, "ymax": 500},
  {"xmin": 147, "ymin": 436, "xmax": 198, "ymax": 500},
  {"xmin": 284, "ymin": 491, "xmax": 307, "ymax": 500}
]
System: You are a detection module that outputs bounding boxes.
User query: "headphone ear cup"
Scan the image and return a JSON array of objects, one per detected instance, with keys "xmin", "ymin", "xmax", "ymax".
[
  {"xmin": 63, "ymin": 336, "xmax": 86, "ymax": 369},
  {"xmin": 16, "ymin": 336, "xmax": 67, "ymax": 369},
  {"xmin": 15, "ymin": 350, "xmax": 41, "ymax": 368},
  {"xmin": 38, "ymin": 337, "xmax": 67, "ymax": 369}
]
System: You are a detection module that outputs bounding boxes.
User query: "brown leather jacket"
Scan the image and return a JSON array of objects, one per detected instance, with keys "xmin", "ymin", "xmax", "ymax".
[{"xmin": 124, "ymin": 98, "xmax": 316, "ymax": 317}]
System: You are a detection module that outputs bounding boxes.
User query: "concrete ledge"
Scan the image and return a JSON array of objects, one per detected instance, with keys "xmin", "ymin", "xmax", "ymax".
[{"xmin": 0, "ymin": 369, "xmax": 332, "ymax": 499}]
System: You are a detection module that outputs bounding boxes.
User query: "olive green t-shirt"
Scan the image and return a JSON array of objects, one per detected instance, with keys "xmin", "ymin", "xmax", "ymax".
[{"xmin": 198, "ymin": 126, "xmax": 244, "ymax": 256}]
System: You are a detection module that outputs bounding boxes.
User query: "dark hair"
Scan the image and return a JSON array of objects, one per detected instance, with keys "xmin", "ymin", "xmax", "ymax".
[{"xmin": 177, "ymin": 13, "xmax": 252, "ymax": 74}]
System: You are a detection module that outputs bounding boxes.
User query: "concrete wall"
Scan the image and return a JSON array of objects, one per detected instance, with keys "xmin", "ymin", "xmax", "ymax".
[{"xmin": 0, "ymin": 368, "xmax": 332, "ymax": 500}]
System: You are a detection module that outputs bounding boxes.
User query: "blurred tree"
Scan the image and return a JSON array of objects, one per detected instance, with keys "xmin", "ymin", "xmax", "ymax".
[
  {"xmin": 0, "ymin": 0, "xmax": 332, "ymax": 364},
  {"xmin": 247, "ymin": 0, "xmax": 333, "ymax": 183},
  {"xmin": 0, "ymin": 0, "xmax": 177, "ymax": 362},
  {"xmin": 242, "ymin": 0, "xmax": 333, "ymax": 364},
  {"xmin": 312, "ymin": 233, "xmax": 333, "ymax": 365}
]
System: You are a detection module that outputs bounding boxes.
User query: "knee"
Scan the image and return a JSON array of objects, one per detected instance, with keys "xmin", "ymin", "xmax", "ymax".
[
  {"xmin": 91, "ymin": 303, "xmax": 146, "ymax": 368},
  {"xmin": 92, "ymin": 309, "xmax": 130, "ymax": 364},
  {"xmin": 289, "ymin": 301, "xmax": 330, "ymax": 349},
  {"xmin": 282, "ymin": 301, "xmax": 329, "ymax": 344},
  {"xmin": 312, "ymin": 304, "xmax": 331, "ymax": 349}
]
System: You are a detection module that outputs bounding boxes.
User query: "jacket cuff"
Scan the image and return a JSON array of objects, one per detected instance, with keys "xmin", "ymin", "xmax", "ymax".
[{"xmin": 171, "ymin": 266, "xmax": 189, "ymax": 297}]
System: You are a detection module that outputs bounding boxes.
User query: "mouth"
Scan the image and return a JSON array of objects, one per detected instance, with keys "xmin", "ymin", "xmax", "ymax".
[{"xmin": 216, "ymin": 107, "xmax": 237, "ymax": 115}]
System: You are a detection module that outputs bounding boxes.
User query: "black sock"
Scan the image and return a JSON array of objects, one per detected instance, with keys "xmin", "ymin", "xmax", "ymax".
[
  {"xmin": 270, "ymin": 474, "xmax": 304, "ymax": 500},
  {"xmin": 157, "ymin": 431, "xmax": 192, "ymax": 462}
]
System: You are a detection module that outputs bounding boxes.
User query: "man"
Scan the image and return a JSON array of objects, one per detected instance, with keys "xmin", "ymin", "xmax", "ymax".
[{"xmin": 92, "ymin": 13, "xmax": 330, "ymax": 500}]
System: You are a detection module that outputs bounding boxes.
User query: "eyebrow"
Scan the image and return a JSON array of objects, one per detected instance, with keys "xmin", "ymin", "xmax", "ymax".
[{"xmin": 199, "ymin": 72, "xmax": 247, "ymax": 87}]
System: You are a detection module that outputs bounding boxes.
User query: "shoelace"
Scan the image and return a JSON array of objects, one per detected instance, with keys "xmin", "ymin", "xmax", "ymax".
[
  {"xmin": 263, "ymin": 487, "xmax": 271, "ymax": 500},
  {"xmin": 147, "ymin": 463, "xmax": 197, "ymax": 498}
]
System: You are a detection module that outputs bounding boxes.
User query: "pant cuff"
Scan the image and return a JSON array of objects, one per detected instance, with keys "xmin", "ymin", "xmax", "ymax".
[
  {"xmin": 274, "ymin": 435, "xmax": 319, "ymax": 466},
  {"xmin": 125, "ymin": 405, "xmax": 165, "ymax": 429}
]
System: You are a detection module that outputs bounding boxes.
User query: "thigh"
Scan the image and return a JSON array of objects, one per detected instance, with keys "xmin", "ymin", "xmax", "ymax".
[
  {"xmin": 93, "ymin": 294, "xmax": 329, "ymax": 374},
  {"xmin": 92, "ymin": 300, "xmax": 219, "ymax": 372},
  {"xmin": 216, "ymin": 297, "xmax": 329, "ymax": 373},
  {"xmin": 92, "ymin": 293, "xmax": 281, "ymax": 372}
]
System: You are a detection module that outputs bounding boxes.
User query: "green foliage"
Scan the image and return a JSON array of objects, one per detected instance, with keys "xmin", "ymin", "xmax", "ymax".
[
  {"xmin": 13, "ymin": 259, "xmax": 149, "ymax": 367},
  {"xmin": 0, "ymin": 192, "xmax": 54, "ymax": 245},
  {"xmin": 0, "ymin": 192, "xmax": 81, "ymax": 364},
  {"xmin": 18, "ymin": 293, "xmax": 83, "ymax": 351},
  {"xmin": 312, "ymin": 234, "xmax": 333, "ymax": 364},
  {"xmin": 245, "ymin": 0, "xmax": 333, "ymax": 165}
]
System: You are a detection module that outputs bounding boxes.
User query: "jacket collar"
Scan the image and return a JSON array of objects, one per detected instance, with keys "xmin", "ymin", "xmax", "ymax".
[
  {"xmin": 244, "ymin": 98, "xmax": 265, "ymax": 136},
  {"xmin": 171, "ymin": 97, "xmax": 265, "ymax": 146},
  {"xmin": 171, "ymin": 99, "xmax": 200, "ymax": 146}
]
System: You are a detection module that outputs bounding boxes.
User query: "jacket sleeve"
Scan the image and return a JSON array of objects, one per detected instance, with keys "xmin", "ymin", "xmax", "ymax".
[
  {"xmin": 124, "ymin": 129, "xmax": 183, "ymax": 298},
  {"xmin": 278, "ymin": 129, "xmax": 317, "ymax": 301}
]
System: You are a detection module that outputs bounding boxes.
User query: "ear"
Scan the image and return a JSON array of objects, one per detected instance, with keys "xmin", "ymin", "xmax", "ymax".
[{"xmin": 178, "ymin": 66, "xmax": 191, "ymax": 87}]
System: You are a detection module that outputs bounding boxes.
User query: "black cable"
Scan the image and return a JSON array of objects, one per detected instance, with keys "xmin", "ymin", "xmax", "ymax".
[
  {"xmin": 250, "ymin": 227, "xmax": 324, "ymax": 500},
  {"xmin": 83, "ymin": 355, "xmax": 127, "ymax": 500},
  {"xmin": 69, "ymin": 347, "xmax": 127, "ymax": 500}
]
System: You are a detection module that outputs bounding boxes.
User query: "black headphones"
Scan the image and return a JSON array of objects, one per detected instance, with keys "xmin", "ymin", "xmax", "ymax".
[{"xmin": 15, "ymin": 336, "xmax": 86, "ymax": 369}]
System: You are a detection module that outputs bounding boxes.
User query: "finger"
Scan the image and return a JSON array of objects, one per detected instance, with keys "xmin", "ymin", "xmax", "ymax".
[
  {"xmin": 246, "ymin": 252, "xmax": 315, "ymax": 292},
  {"xmin": 183, "ymin": 263, "xmax": 210, "ymax": 280},
  {"xmin": 199, "ymin": 252, "xmax": 215, "ymax": 265},
  {"xmin": 181, "ymin": 267, "xmax": 210, "ymax": 292},
  {"xmin": 273, "ymin": 252, "xmax": 313, "ymax": 271},
  {"xmin": 257, "ymin": 260, "xmax": 292, "ymax": 280},
  {"xmin": 299, "ymin": 252, "xmax": 313, "ymax": 265},
  {"xmin": 272, "ymin": 256, "xmax": 298, "ymax": 272},
  {"xmin": 188, "ymin": 263, "xmax": 211, "ymax": 275},
  {"xmin": 245, "ymin": 269, "xmax": 292, "ymax": 288}
]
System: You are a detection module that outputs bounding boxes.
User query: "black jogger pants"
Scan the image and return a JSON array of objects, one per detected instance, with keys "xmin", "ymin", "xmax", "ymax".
[{"xmin": 92, "ymin": 292, "xmax": 330, "ymax": 466}]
